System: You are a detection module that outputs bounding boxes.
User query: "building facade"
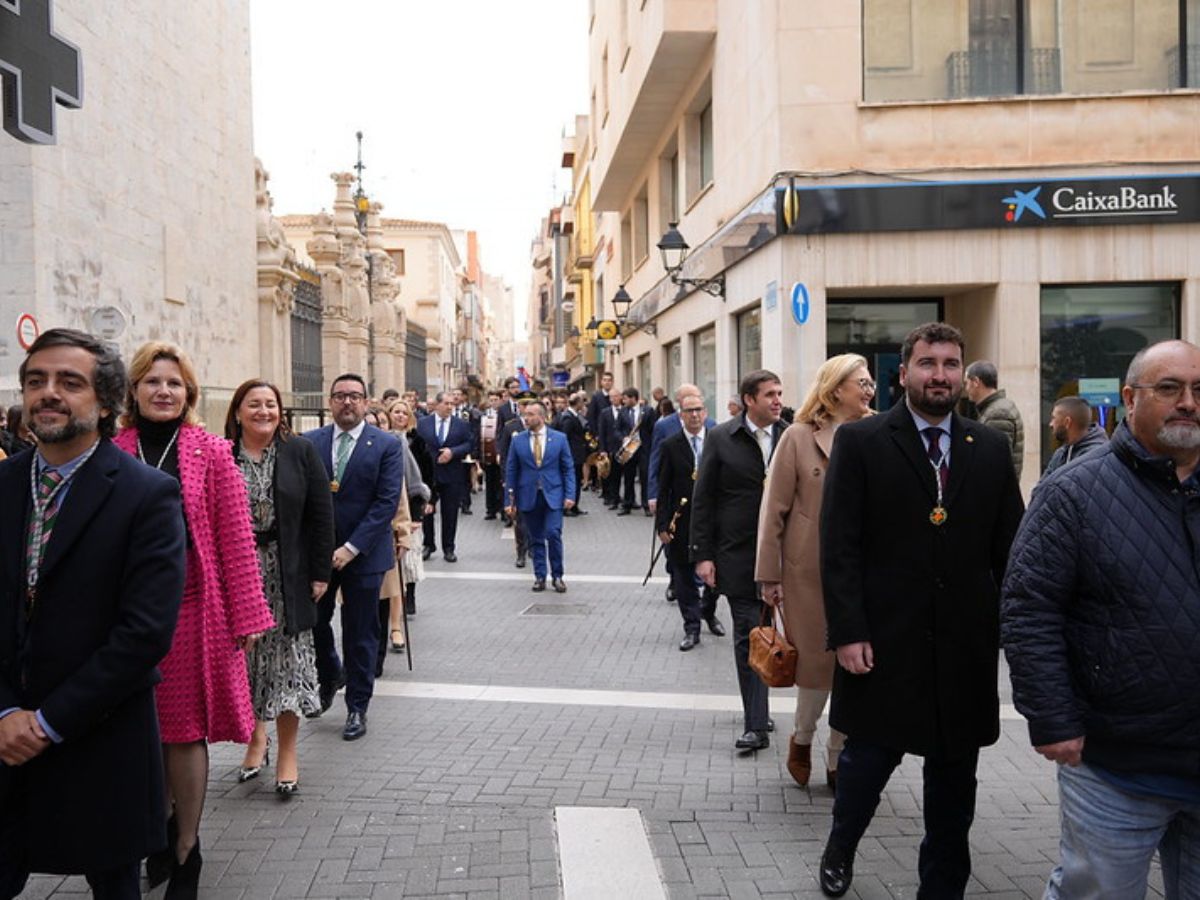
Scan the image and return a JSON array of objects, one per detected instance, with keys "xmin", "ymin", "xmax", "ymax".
[
  {"xmin": 0, "ymin": 0, "xmax": 258, "ymax": 405},
  {"xmin": 589, "ymin": 0, "xmax": 1200, "ymax": 491}
]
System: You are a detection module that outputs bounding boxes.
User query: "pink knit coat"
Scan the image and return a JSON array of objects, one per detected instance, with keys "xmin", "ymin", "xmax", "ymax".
[{"xmin": 114, "ymin": 424, "xmax": 274, "ymax": 743}]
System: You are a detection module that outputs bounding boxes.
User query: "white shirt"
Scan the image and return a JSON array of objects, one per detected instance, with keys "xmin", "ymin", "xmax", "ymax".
[
  {"xmin": 746, "ymin": 416, "xmax": 774, "ymax": 467},
  {"xmin": 907, "ymin": 401, "xmax": 952, "ymax": 465},
  {"xmin": 684, "ymin": 427, "xmax": 706, "ymax": 466},
  {"xmin": 331, "ymin": 419, "xmax": 367, "ymax": 472}
]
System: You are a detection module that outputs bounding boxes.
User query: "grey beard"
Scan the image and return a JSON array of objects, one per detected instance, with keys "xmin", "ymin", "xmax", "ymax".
[
  {"xmin": 1157, "ymin": 421, "xmax": 1200, "ymax": 450},
  {"xmin": 29, "ymin": 409, "xmax": 99, "ymax": 444}
]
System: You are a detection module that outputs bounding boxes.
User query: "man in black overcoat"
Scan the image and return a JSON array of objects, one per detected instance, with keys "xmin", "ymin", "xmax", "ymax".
[
  {"xmin": 690, "ymin": 370, "xmax": 786, "ymax": 752},
  {"xmin": 585, "ymin": 370, "xmax": 614, "ymax": 435},
  {"xmin": 617, "ymin": 387, "xmax": 658, "ymax": 515},
  {"xmin": 656, "ymin": 395, "xmax": 723, "ymax": 650},
  {"xmin": 596, "ymin": 387, "xmax": 625, "ymax": 508},
  {"xmin": 0, "ymin": 329, "xmax": 186, "ymax": 899},
  {"xmin": 558, "ymin": 392, "xmax": 591, "ymax": 515},
  {"xmin": 816, "ymin": 322, "xmax": 1024, "ymax": 899}
]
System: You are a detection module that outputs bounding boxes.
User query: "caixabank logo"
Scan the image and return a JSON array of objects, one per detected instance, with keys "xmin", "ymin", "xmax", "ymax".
[{"xmin": 1003, "ymin": 182, "xmax": 1179, "ymax": 224}]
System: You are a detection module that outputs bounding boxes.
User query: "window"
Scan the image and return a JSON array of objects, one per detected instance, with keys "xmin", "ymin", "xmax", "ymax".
[
  {"xmin": 699, "ymin": 101, "xmax": 713, "ymax": 188},
  {"xmin": 638, "ymin": 353, "xmax": 651, "ymax": 401},
  {"xmin": 633, "ymin": 183, "xmax": 649, "ymax": 267},
  {"xmin": 601, "ymin": 46, "xmax": 610, "ymax": 123},
  {"xmin": 659, "ymin": 144, "xmax": 680, "ymax": 233},
  {"xmin": 623, "ymin": 359, "xmax": 634, "ymax": 387},
  {"xmin": 693, "ymin": 326, "xmax": 717, "ymax": 419},
  {"xmin": 1040, "ymin": 283, "xmax": 1179, "ymax": 469},
  {"xmin": 684, "ymin": 79, "xmax": 714, "ymax": 206},
  {"xmin": 665, "ymin": 340, "xmax": 682, "ymax": 396},
  {"xmin": 736, "ymin": 306, "xmax": 762, "ymax": 383},
  {"xmin": 387, "ymin": 249, "xmax": 405, "ymax": 275},
  {"xmin": 620, "ymin": 211, "xmax": 633, "ymax": 281},
  {"xmin": 863, "ymin": 0, "xmax": 1196, "ymax": 102}
]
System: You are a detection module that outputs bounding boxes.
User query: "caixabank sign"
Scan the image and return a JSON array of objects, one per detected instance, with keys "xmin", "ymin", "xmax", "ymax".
[{"xmin": 775, "ymin": 174, "xmax": 1200, "ymax": 236}]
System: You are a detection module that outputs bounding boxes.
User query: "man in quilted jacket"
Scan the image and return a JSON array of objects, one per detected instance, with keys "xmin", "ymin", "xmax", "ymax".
[
  {"xmin": 965, "ymin": 360, "xmax": 1025, "ymax": 478},
  {"xmin": 1002, "ymin": 338, "xmax": 1200, "ymax": 900}
]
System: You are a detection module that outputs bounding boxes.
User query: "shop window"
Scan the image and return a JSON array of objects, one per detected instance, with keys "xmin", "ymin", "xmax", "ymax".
[
  {"xmin": 620, "ymin": 211, "xmax": 633, "ymax": 282},
  {"xmin": 693, "ymin": 326, "xmax": 717, "ymax": 419},
  {"xmin": 736, "ymin": 306, "xmax": 762, "ymax": 383},
  {"xmin": 623, "ymin": 359, "xmax": 634, "ymax": 388},
  {"xmin": 1040, "ymin": 283, "xmax": 1179, "ymax": 469},
  {"xmin": 864, "ymin": 0, "xmax": 1194, "ymax": 102},
  {"xmin": 638, "ymin": 352, "xmax": 652, "ymax": 401},
  {"xmin": 633, "ymin": 183, "xmax": 649, "ymax": 267}
]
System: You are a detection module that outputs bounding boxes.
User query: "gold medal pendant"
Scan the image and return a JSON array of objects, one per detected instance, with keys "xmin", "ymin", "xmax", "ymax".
[
  {"xmin": 930, "ymin": 506, "xmax": 947, "ymax": 526},
  {"xmin": 330, "ymin": 479, "xmax": 340, "ymax": 493}
]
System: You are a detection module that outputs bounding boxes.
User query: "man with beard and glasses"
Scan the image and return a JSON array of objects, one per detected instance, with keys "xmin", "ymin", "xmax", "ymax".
[
  {"xmin": 1003, "ymin": 339, "xmax": 1200, "ymax": 900},
  {"xmin": 816, "ymin": 322, "xmax": 1024, "ymax": 898},
  {"xmin": 0, "ymin": 329, "xmax": 186, "ymax": 899}
]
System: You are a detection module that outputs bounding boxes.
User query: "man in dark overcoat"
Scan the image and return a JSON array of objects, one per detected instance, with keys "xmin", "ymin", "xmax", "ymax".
[
  {"xmin": 690, "ymin": 370, "xmax": 786, "ymax": 752},
  {"xmin": 0, "ymin": 328, "xmax": 186, "ymax": 899},
  {"xmin": 816, "ymin": 322, "xmax": 1024, "ymax": 898}
]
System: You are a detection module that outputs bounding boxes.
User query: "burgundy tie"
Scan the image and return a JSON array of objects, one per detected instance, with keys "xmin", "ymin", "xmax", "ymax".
[{"xmin": 924, "ymin": 427, "xmax": 948, "ymax": 492}]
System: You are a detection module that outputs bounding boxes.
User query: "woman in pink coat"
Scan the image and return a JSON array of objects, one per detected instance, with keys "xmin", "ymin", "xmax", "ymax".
[{"xmin": 114, "ymin": 341, "xmax": 274, "ymax": 899}]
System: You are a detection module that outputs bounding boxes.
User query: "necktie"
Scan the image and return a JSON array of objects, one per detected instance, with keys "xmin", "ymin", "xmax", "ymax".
[
  {"xmin": 334, "ymin": 431, "xmax": 353, "ymax": 481},
  {"xmin": 26, "ymin": 467, "xmax": 64, "ymax": 600},
  {"xmin": 755, "ymin": 428, "xmax": 771, "ymax": 467},
  {"xmin": 533, "ymin": 431, "xmax": 543, "ymax": 467},
  {"xmin": 691, "ymin": 434, "xmax": 702, "ymax": 465},
  {"xmin": 438, "ymin": 418, "xmax": 447, "ymax": 446},
  {"xmin": 924, "ymin": 427, "xmax": 948, "ymax": 492}
]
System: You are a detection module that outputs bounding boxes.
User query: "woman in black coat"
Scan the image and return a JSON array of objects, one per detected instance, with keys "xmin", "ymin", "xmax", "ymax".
[{"xmin": 224, "ymin": 380, "xmax": 333, "ymax": 797}]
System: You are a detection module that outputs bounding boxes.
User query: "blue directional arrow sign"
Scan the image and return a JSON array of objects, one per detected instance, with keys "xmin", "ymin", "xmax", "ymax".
[{"xmin": 790, "ymin": 282, "xmax": 810, "ymax": 325}]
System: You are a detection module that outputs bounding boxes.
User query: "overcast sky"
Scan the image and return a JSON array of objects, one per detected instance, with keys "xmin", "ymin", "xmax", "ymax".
[{"xmin": 250, "ymin": 0, "xmax": 590, "ymax": 339}]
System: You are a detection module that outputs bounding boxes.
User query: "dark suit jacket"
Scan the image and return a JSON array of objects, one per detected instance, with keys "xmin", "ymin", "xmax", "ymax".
[
  {"xmin": 618, "ymin": 403, "xmax": 657, "ymax": 445},
  {"xmin": 497, "ymin": 397, "xmax": 521, "ymax": 431},
  {"xmin": 689, "ymin": 414, "xmax": 787, "ymax": 597},
  {"xmin": 596, "ymin": 404, "xmax": 624, "ymax": 457},
  {"xmin": 655, "ymin": 428, "xmax": 704, "ymax": 564},
  {"xmin": 304, "ymin": 423, "xmax": 403, "ymax": 576},
  {"xmin": 405, "ymin": 429, "xmax": 436, "ymax": 512},
  {"xmin": 245, "ymin": 435, "xmax": 334, "ymax": 635},
  {"xmin": 0, "ymin": 440, "xmax": 186, "ymax": 872},
  {"xmin": 586, "ymin": 388, "xmax": 611, "ymax": 435},
  {"xmin": 559, "ymin": 409, "xmax": 589, "ymax": 467},
  {"xmin": 416, "ymin": 414, "xmax": 474, "ymax": 488},
  {"xmin": 820, "ymin": 401, "xmax": 1025, "ymax": 758}
]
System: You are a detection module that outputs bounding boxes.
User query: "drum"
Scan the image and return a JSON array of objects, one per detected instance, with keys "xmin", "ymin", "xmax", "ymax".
[{"xmin": 616, "ymin": 433, "xmax": 642, "ymax": 465}]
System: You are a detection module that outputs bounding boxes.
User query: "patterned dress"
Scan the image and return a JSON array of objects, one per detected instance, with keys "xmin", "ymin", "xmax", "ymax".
[{"xmin": 239, "ymin": 444, "xmax": 321, "ymax": 720}]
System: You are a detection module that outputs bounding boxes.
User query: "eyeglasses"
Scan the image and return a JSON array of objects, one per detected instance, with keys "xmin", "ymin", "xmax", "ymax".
[
  {"xmin": 853, "ymin": 378, "xmax": 876, "ymax": 393},
  {"xmin": 1129, "ymin": 381, "xmax": 1200, "ymax": 403},
  {"xmin": 330, "ymin": 391, "xmax": 366, "ymax": 404},
  {"xmin": 681, "ymin": 406, "xmax": 706, "ymax": 415}
]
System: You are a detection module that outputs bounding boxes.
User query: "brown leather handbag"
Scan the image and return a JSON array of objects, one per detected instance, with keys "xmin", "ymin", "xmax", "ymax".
[{"xmin": 749, "ymin": 605, "xmax": 798, "ymax": 688}]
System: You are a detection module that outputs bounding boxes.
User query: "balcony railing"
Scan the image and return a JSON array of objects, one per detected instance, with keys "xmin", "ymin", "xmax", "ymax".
[{"xmin": 945, "ymin": 47, "xmax": 1061, "ymax": 98}]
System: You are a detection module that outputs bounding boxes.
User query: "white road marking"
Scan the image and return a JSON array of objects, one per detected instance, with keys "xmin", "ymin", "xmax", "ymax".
[
  {"xmin": 556, "ymin": 807, "xmax": 667, "ymax": 900},
  {"xmin": 424, "ymin": 570, "xmax": 668, "ymax": 585},
  {"xmin": 371, "ymin": 679, "xmax": 1024, "ymax": 720}
]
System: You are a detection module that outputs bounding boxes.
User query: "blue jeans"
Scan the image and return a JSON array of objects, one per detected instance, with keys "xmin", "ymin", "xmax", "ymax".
[{"xmin": 1048, "ymin": 763, "xmax": 1200, "ymax": 899}]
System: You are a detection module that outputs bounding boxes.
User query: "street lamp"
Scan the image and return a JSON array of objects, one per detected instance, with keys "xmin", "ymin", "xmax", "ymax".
[
  {"xmin": 657, "ymin": 221, "xmax": 725, "ymax": 299},
  {"xmin": 611, "ymin": 284, "xmax": 633, "ymax": 325}
]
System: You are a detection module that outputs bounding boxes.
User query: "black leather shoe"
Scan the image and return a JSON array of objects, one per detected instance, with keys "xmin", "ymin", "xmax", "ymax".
[
  {"xmin": 444, "ymin": 552, "xmax": 458, "ymax": 563},
  {"xmin": 319, "ymin": 672, "xmax": 346, "ymax": 713},
  {"xmin": 705, "ymin": 616, "xmax": 726, "ymax": 636},
  {"xmin": 515, "ymin": 555, "xmax": 526, "ymax": 568},
  {"xmin": 735, "ymin": 730, "xmax": 769, "ymax": 751},
  {"xmin": 484, "ymin": 513, "xmax": 497, "ymax": 520},
  {"xmin": 679, "ymin": 634, "xmax": 699, "ymax": 651},
  {"xmin": 767, "ymin": 718, "xmax": 775, "ymax": 733},
  {"xmin": 461, "ymin": 508, "xmax": 473, "ymax": 515},
  {"xmin": 532, "ymin": 579, "xmax": 546, "ymax": 592},
  {"xmin": 617, "ymin": 507, "xmax": 631, "ymax": 516},
  {"xmin": 665, "ymin": 586, "xmax": 676, "ymax": 603},
  {"xmin": 342, "ymin": 711, "xmax": 367, "ymax": 741},
  {"xmin": 574, "ymin": 508, "xmax": 588, "ymax": 515},
  {"xmin": 643, "ymin": 508, "xmax": 652, "ymax": 516},
  {"xmin": 818, "ymin": 843, "xmax": 854, "ymax": 897},
  {"xmin": 552, "ymin": 578, "xmax": 567, "ymax": 593},
  {"xmin": 145, "ymin": 815, "xmax": 178, "ymax": 888},
  {"xmin": 421, "ymin": 547, "xmax": 433, "ymax": 560}
]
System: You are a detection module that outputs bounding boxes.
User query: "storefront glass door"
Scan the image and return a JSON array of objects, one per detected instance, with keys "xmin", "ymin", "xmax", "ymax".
[{"xmin": 827, "ymin": 299, "xmax": 942, "ymax": 411}]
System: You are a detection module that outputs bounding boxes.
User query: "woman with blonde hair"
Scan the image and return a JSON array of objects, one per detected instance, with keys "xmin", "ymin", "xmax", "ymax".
[
  {"xmin": 114, "ymin": 342, "xmax": 274, "ymax": 898},
  {"xmin": 387, "ymin": 397, "xmax": 432, "ymax": 621},
  {"xmin": 755, "ymin": 353, "xmax": 875, "ymax": 791}
]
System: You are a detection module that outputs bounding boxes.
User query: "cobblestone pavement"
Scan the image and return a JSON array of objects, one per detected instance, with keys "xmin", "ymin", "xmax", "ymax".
[{"xmin": 27, "ymin": 490, "xmax": 1163, "ymax": 899}]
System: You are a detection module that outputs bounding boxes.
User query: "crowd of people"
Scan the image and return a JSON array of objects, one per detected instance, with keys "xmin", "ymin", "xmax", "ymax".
[{"xmin": 1, "ymin": 321, "xmax": 1197, "ymax": 900}]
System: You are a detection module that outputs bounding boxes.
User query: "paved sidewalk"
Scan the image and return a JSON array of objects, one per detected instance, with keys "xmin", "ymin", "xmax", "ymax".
[{"xmin": 25, "ymin": 494, "xmax": 1163, "ymax": 898}]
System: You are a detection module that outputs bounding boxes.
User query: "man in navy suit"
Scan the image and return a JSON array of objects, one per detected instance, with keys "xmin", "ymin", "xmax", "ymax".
[
  {"xmin": 617, "ymin": 387, "xmax": 657, "ymax": 515},
  {"xmin": 416, "ymin": 391, "xmax": 474, "ymax": 562},
  {"xmin": 1, "ymin": 329, "xmax": 186, "ymax": 898},
  {"xmin": 306, "ymin": 374, "xmax": 403, "ymax": 741},
  {"xmin": 504, "ymin": 401, "xmax": 576, "ymax": 592}
]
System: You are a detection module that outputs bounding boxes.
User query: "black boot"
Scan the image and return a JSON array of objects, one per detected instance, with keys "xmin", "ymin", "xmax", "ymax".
[
  {"xmin": 404, "ymin": 583, "xmax": 416, "ymax": 617},
  {"xmin": 145, "ymin": 814, "xmax": 177, "ymax": 888},
  {"xmin": 164, "ymin": 839, "xmax": 202, "ymax": 900}
]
